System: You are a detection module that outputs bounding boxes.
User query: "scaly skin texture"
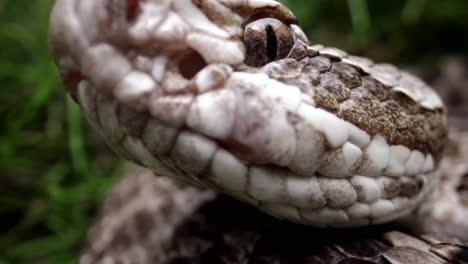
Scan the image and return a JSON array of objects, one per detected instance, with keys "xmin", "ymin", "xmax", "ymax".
[
  {"xmin": 49, "ymin": 0, "xmax": 447, "ymax": 227},
  {"xmin": 81, "ymin": 158, "xmax": 468, "ymax": 264}
]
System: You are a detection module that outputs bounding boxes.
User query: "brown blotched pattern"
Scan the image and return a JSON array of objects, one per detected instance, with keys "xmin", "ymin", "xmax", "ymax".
[{"xmin": 254, "ymin": 46, "xmax": 448, "ymax": 160}]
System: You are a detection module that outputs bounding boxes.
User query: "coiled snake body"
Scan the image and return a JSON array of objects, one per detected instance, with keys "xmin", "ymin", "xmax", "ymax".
[{"xmin": 50, "ymin": 0, "xmax": 448, "ymax": 227}]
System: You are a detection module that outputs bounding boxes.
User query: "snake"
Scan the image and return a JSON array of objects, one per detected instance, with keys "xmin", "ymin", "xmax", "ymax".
[{"xmin": 49, "ymin": 0, "xmax": 448, "ymax": 228}]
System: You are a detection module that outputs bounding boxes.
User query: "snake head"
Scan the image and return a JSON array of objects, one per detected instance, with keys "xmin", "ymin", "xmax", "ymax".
[{"xmin": 50, "ymin": 0, "xmax": 448, "ymax": 227}]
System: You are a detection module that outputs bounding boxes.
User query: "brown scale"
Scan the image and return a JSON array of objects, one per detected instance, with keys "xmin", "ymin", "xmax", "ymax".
[
  {"xmin": 348, "ymin": 86, "xmax": 386, "ymax": 118},
  {"xmin": 331, "ymin": 62, "xmax": 363, "ymax": 89},
  {"xmin": 314, "ymin": 86, "xmax": 341, "ymax": 112},
  {"xmin": 399, "ymin": 176, "xmax": 424, "ymax": 198},
  {"xmin": 381, "ymin": 100, "xmax": 410, "ymax": 130},
  {"xmin": 309, "ymin": 56, "xmax": 332, "ymax": 72},
  {"xmin": 320, "ymin": 72, "xmax": 351, "ymax": 102},
  {"xmin": 361, "ymin": 76, "xmax": 393, "ymax": 101},
  {"xmin": 379, "ymin": 177, "xmax": 403, "ymax": 199}
]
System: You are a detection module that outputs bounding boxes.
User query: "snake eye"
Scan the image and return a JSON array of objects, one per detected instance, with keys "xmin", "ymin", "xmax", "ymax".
[{"xmin": 242, "ymin": 18, "xmax": 295, "ymax": 67}]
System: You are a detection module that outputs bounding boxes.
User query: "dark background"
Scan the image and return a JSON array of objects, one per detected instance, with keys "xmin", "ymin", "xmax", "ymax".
[{"xmin": 0, "ymin": 0, "xmax": 467, "ymax": 263}]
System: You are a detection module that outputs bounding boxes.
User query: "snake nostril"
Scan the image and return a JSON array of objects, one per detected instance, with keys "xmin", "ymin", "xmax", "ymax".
[
  {"xmin": 179, "ymin": 50, "xmax": 207, "ymax": 79},
  {"xmin": 126, "ymin": 0, "xmax": 141, "ymax": 22}
]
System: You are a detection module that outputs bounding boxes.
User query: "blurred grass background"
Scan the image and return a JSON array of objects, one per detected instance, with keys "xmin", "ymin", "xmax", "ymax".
[{"xmin": 0, "ymin": 0, "xmax": 467, "ymax": 263}]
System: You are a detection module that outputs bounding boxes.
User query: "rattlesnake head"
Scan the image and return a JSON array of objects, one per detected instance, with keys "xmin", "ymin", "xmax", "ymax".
[{"xmin": 49, "ymin": 0, "xmax": 449, "ymax": 227}]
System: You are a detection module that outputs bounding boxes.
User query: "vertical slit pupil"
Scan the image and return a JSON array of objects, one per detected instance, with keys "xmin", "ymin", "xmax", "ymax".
[{"xmin": 265, "ymin": 25, "xmax": 277, "ymax": 62}]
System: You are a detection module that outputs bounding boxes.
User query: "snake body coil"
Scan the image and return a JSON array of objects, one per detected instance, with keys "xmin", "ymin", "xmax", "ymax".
[{"xmin": 49, "ymin": 0, "xmax": 448, "ymax": 227}]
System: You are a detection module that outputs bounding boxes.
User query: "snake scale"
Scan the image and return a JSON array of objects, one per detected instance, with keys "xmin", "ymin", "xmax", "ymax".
[{"xmin": 49, "ymin": 0, "xmax": 449, "ymax": 228}]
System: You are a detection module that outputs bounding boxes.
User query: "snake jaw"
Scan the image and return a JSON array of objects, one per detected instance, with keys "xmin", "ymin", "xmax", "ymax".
[{"xmin": 50, "ymin": 0, "xmax": 448, "ymax": 227}]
